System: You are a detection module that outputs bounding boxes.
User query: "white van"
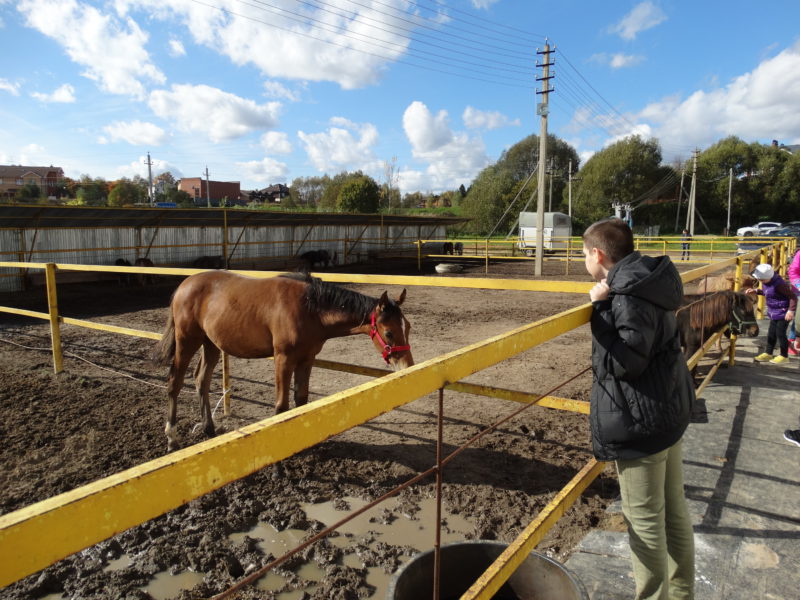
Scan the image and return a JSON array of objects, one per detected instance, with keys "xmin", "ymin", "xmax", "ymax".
[{"xmin": 518, "ymin": 211, "xmax": 572, "ymax": 255}]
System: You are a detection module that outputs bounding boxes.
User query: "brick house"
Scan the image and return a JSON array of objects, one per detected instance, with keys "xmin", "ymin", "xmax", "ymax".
[
  {"xmin": 0, "ymin": 165, "xmax": 65, "ymax": 200},
  {"xmin": 177, "ymin": 177, "xmax": 242, "ymax": 207}
]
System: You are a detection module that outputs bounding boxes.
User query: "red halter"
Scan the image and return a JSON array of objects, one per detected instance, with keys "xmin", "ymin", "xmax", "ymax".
[{"xmin": 370, "ymin": 312, "xmax": 411, "ymax": 364}]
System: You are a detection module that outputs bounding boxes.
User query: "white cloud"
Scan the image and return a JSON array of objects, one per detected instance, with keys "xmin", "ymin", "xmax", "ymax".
[
  {"xmin": 0, "ymin": 78, "xmax": 20, "ymax": 95},
  {"xmin": 463, "ymin": 106, "xmax": 521, "ymax": 130},
  {"xmin": 115, "ymin": 0, "xmax": 434, "ymax": 89},
  {"xmin": 31, "ymin": 83, "xmax": 76, "ymax": 103},
  {"xmin": 298, "ymin": 118, "xmax": 381, "ymax": 173},
  {"xmin": 400, "ymin": 101, "xmax": 490, "ymax": 193},
  {"xmin": 18, "ymin": 0, "xmax": 165, "ymax": 99},
  {"xmin": 260, "ymin": 131, "xmax": 293, "ymax": 155},
  {"xmin": 236, "ymin": 157, "xmax": 289, "ymax": 185},
  {"xmin": 403, "ymin": 101, "xmax": 453, "ymax": 152},
  {"xmin": 116, "ymin": 155, "xmax": 183, "ymax": 180},
  {"xmin": 591, "ymin": 53, "xmax": 644, "ymax": 69},
  {"xmin": 572, "ymin": 42, "xmax": 800, "ymax": 161},
  {"xmin": 471, "ymin": 0, "xmax": 500, "ymax": 8},
  {"xmin": 609, "ymin": 1, "xmax": 666, "ymax": 40},
  {"xmin": 263, "ymin": 80, "xmax": 304, "ymax": 102},
  {"xmin": 149, "ymin": 84, "xmax": 281, "ymax": 142},
  {"xmin": 102, "ymin": 120, "xmax": 168, "ymax": 145},
  {"xmin": 168, "ymin": 39, "xmax": 185, "ymax": 57}
]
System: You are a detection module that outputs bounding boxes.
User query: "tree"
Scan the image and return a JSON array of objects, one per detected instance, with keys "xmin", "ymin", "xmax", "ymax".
[
  {"xmin": 108, "ymin": 178, "xmax": 144, "ymax": 207},
  {"xmin": 572, "ymin": 135, "xmax": 671, "ymax": 229},
  {"xmin": 460, "ymin": 133, "xmax": 579, "ymax": 235},
  {"xmin": 76, "ymin": 176, "xmax": 108, "ymax": 206},
  {"xmin": 291, "ymin": 175, "xmax": 328, "ymax": 207},
  {"xmin": 337, "ymin": 174, "xmax": 380, "ymax": 213},
  {"xmin": 164, "ymin": 187, "xmax": 193, "ymax": 207},
  {"xmin": 15, "ymin": 183, "xmax": 41, "ymax": 201}
]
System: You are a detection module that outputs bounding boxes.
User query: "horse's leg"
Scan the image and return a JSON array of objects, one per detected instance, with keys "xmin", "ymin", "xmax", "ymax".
[
  {"xmin": 293, "ymin": 358, "xmax": 315, "ymax": 408},
  {"xmin": 273, "ymin": 353, "xmax": 295, "ymax": 414},
  {"xmin": 165, "ymin": 338, "xmax": 201, "ymax": 452},
  {"xmin": 195, "ymin": 341, "xmax": 221, "ymax": 438}
]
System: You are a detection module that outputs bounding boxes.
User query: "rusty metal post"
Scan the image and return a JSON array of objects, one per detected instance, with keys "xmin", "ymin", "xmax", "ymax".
[
  {"xmin": 44, "ymin": 263, "xmax": 63, "ymax": 373},
  {"xmin": 417, "ymin": 240, "xmax": 421, "ymax": 272},
  {"xmin": 222, "ymin": 352, "xmax": 231, "ymax": 415},
  {"xmin": 433, "ymin": 387, "xmax": 444, "ymax": 600},
  {"xmin": 729, "ymin": 257, "xmax": 745, "ymax": 366}
]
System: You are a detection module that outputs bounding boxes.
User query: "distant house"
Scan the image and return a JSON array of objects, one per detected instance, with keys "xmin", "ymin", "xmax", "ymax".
[
  {"xmin": 246, "ymin": 183, "xmax": 290, "ymax": 204},
  {"xmin": 0, "ymin": 164, "xmax": 65, "ymax": 200},
  {"xmin": 177, "ymin": 177, "xmax": 243, "ymax": 207}
]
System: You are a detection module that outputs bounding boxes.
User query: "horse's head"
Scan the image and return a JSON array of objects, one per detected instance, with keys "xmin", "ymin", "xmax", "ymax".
[
  {"xmin": 732, "ymin": 292, "xmax": 759, "ymax": 337},
  {"xmin": 370, "ymin": 289, "xmax": 414, "ymax": 370}
]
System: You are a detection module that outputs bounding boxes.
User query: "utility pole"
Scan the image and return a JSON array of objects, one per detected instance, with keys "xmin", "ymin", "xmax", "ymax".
[
  {"xmin": 567, "ymin": 160, "xmax": 572, "ymax": 217},
  {"xmin": 145, "ymin": 152, "xmax": 154, "ymax": 205},
  {"xmin": 534, "ymin": 40, "xmax": 554, "ymax": 277},
  {"xmin": 674, "ymin": 169, "xmax": 685, "ymax": 233},
  {"xmin": 686, "ymin": 149, "xmax": 698, "ymax": 235},
  {"xmin": 726, "ymin": 167, "xmax": 733, "ymax": 236},
  {"xmin": 204, "ymin": 166, "xmax": 211, "ymax": 208}
]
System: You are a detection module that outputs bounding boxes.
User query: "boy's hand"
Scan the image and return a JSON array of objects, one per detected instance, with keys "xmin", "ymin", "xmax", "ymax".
[
  {"xmin": 786, "ymin": 310, "xmax": 795, "ymax": 322},
  {"xmin": 745, "ymin": 288, "xmax": 756, "ymax": 295},
  {"xmin": 590, "ymin": 279, "xmax": 610, "ymax": 302}
]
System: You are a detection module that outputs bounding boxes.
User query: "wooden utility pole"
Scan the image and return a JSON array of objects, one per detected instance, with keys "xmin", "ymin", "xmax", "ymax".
[
  {"xmin": 568, "ymin": 160, "xmax": 572, "ymax": 217},
  {"xmin": 726, "ymin": 167, "xmax": 733, "ymax": 236},
  {"xmin": 535, "ymin": 40, "xmax": 554, "ymax": 276},
  {"xmin": 674, "ymin": 169, "xmax": 685, "ymax": 233},
  {"xmin": 204, "ymin": 166, "xmax": 211, "ymax": 208},
  {"xmin": 686, "ymin": 150, "xmax": 698, "ymax": 235}
]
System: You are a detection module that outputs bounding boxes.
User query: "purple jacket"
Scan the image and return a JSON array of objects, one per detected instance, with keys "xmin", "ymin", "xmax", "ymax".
[{"xmin": 757, "ymin": 274, "xmax": 798, "ymax": 320}]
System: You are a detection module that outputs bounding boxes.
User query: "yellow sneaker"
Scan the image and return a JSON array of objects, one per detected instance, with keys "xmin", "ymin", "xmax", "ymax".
[
  {"xmin": 770, "ymin": 355, "xmax": 788, "ymax": 365},
  {"xmin": 754, "ymin": 353, "xmax": 773, "ymax": 362}
]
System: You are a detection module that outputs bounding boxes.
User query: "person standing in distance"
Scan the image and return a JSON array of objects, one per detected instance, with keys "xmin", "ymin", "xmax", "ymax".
[{"xmin": 583, "ymin": 218, "xmax": 695, "ymax": 600}]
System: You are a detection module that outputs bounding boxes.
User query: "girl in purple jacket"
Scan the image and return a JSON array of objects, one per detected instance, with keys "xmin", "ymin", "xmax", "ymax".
[{"xmin": 746, "ymin": 263, "xmax": 798, "ymax": 364}]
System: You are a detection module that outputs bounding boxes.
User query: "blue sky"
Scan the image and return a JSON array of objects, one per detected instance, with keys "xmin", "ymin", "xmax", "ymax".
[{"xmin": 1, "ymin": 1, "xmax": 799, "ymax": 194}]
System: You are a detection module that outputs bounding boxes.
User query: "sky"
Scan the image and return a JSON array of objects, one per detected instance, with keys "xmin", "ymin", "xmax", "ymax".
[{"xmin": 1, "ymin": 0, "xmax": 800, "ymax": 195}]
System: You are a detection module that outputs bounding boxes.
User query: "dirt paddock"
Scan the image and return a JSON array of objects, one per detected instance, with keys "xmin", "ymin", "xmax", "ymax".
[{"xmin": 0, "ymin": 259, "xmax": 621, "ymax": 600}]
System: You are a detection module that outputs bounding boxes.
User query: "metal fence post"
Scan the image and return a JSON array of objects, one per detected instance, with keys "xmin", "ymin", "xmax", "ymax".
[
  {"xmin": 222, "ymin": 352, "xmax": 231, "ymax": 416},
  {"xmin": 44, "ymin": 263, "xmax": 64, "ymax": 374}
]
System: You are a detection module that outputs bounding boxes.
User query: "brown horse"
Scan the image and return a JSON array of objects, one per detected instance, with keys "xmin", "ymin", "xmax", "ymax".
[
  {"xmin": 682, "ymin": 257, "xmax": 760, "ymax": 295},
  {"xmin": 152, "ymin": 271, "xmax": 413, "ymax": 451},
  {"xmin": 134, "ymin": 257, "xmax": 156, "ymax": 286},
  {"xmin": 676, "ymin": 291, "xmax": 759, "ymax": 362}
]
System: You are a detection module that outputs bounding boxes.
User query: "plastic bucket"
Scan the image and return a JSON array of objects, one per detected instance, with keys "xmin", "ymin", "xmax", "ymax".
[{"xmin": 386, "ymin": 540, "xmax": 588, "ymax": 600}]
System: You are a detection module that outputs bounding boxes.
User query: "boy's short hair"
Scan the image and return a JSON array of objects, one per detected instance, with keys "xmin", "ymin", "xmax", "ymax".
[{"xmin": 583, "ymin": 218, "xmax": 634, "ymax": 264}]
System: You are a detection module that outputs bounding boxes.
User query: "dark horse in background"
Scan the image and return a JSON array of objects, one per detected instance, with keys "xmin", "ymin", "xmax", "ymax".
[
  {"xmin": 300, "ymin": 249, "xmax": 335, "ymax": 270},
  {"xmin": 676, "ymin": 291, "xmax": 759, "ymax": 365},
  {"xmin": 193, "ymin": 255, "xmax": 226, "ymax": 269},
  {"xmin": 152, "ymin": 271, "xmax": 413, "ymax": 451},
  {"xmin": 115, "ymin": 257, "xmax": 155, "ymax": 286}
]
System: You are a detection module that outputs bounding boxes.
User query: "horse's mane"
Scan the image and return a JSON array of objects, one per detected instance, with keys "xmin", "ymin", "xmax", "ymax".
[
  {"xmin": 680, "ymin": 291, "xmax": 735, "ymax": 330},
  {"xmin": 279, "ymin": 272, "xmax": 399, "ymax": 321}
]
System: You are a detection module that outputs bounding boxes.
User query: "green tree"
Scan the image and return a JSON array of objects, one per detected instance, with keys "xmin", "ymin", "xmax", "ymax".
[
  {"xmin": 108, "ymin": 178, "xmax": 143, "ymax": 206},
  {"xmin": 291, "ymin": 175, "xmax": 328, "ymax": 207},
  {"xmin": 320, "ymin": 172, "xmax": 354, "ymax": 210},
  {"xmin": 15, "ymin": 183, "xmax": 41, "ymax": 201},
  {"xmin": 76, "ymin": 176, "xmax": 108, "ymax": 206},
  {"xmin": 337, "ymin": 174, "xmax": 380, "ymax": 213},
  {"xmin": 572, "ymin": 135, "xmax": 672, "ymax": 229},
  {"xmin": 164, "ymin": 188, "xmax": 193, "ymax": 207},
  {"xmin": 461, "ymin": 133, "xmax": 579, "ymax": 235}
]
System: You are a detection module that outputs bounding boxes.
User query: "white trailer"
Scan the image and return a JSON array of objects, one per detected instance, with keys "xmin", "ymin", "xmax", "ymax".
[{"xmin": 517, "ymin": 212, "xmax": 572, "ymax": 255}]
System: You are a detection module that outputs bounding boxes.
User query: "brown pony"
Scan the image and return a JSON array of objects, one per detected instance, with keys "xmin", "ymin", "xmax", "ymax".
[
  {"xmin": 682, "ymin": 257, "xmax": 760, "ymax": 295},
  {"xmin": 134, "ymin": 257, "xmax": 156, "ymax": 286},
  {"xmin": 152, "ymin": 271, "xmax": 413, "ymax": 451},
  {"xmin": 676, "ymin": 291, "xmax": 759, "ymax": 362}
]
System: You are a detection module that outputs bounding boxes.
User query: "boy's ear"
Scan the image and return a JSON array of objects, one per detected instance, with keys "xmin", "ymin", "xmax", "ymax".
[{"xmin": 591, "ymin": 247, "xmax": 606, "ymax": 264}]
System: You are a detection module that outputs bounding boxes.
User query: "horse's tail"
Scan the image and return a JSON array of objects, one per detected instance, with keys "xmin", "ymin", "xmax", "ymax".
[{"xmin": 152, "ymin": 306, "xmax": 176, "ymax": 367}]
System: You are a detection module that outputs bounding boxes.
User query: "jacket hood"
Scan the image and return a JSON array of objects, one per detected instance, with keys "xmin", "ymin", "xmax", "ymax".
[{"xmin": 606, "ymin": 251, "xmax": 684, "ymax": 311}]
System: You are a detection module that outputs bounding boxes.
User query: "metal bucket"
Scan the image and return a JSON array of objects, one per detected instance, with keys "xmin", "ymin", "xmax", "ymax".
[{"xmin": 386, "ymin": 541, "xmax": 588, "ymax": 600}]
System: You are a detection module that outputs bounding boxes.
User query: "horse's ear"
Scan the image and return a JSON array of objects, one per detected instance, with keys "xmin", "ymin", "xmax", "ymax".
[
  {"xmin": 377, "ymin": 291, "xmax": 389, "ymax": 311},
  {"xmin": 396, "ymin": 288, "xmax": 407, "ymax": 306}
]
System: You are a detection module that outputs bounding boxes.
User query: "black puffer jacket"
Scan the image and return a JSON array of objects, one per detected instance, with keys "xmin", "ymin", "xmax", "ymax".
[{"xmin": 590, "ymin": 251, "xmax": 694, "ymax": 461}]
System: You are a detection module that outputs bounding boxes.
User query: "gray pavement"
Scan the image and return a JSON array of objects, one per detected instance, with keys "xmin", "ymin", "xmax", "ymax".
[{"xmin": 565, "ymin": 323, "xmax": 800, "ymax": 599}]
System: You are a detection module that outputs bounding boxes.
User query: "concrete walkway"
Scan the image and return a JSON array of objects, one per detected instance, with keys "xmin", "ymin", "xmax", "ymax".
[{"xmin": 565, "ymin": 323, "xmax": 800, "ymax": 599}]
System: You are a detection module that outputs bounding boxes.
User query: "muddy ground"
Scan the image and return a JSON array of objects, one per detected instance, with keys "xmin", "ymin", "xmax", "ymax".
[{"xmin": 0, "ymin": 258, "xmax": 622, "ymax": 600}]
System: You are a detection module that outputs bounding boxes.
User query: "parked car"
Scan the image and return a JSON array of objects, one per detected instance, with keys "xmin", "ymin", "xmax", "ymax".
[
  {"xmin": 766, "ymin": 225, "xmax": 800, "ymax": 243},
  {"xmin": 736, "ymin": 221, "xmax": 782, "ymax": 236}
]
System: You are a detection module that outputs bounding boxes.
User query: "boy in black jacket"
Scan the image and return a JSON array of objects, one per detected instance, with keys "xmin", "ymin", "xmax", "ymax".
[{"xmin": 583, "ymin": 218, "xmax": 695, "ymax": 600}]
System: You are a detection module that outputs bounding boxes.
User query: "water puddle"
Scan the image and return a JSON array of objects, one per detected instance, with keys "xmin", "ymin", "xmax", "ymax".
[
  {"xmin": 105, "ymin": 554, "xmax": 133, "ymax": 571},
  {"xmin": 229, "ymin": 494, "xmax": 474, "ymax": 598},
  {"xmin": 143, "ymin": 569, "xmax": 205, "ymax": 600}
]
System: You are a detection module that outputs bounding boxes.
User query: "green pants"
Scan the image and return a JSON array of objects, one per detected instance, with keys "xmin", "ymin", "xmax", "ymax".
[{"xmin": 616, "ymin": 439, "xmax": 695, "ymax": 600}]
